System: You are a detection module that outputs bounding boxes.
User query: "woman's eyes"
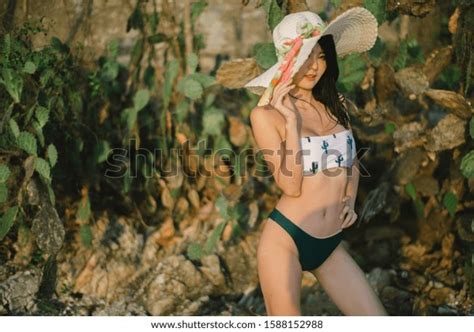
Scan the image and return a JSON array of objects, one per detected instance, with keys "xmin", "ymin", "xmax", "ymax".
[{"xmin": 311, "ymin": 52, "xmax": 325, "ymax": 59}]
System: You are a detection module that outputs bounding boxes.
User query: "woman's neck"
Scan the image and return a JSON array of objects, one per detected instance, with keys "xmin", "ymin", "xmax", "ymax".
[
  {"xmin": 288, "ymin": 87, "xmax": 320, "ymax": 111},
  {"xmin": 288, "ymin": 86, "xmax": 314, "ymax": 104}
]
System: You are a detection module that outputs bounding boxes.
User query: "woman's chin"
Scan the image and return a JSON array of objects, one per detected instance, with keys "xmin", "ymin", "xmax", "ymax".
[{"xmin": 296, "ymin": 82, "xmax": 317, "ymax": 89}]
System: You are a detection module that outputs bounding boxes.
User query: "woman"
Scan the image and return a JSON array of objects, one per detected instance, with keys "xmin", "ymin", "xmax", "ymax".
[{"xmin": 245, "ymin": 8, "xmax": 387, "ymax": 315}]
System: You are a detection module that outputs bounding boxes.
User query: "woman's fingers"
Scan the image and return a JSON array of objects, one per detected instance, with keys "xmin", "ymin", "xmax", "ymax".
[
  {"xmin": 342, "ymin": 210, "xmax": 353, "ymax": 226},
  {"xmin": 274, "ymin": 79, "xmax": 289, "ymax": 96},
  {"xmin": 346, "ymin": 212, "xmax": 358, "ymax": 228},
  {"xmin": 277, "ymin": 84, "xmax": 295, "ymax": 104},
  {"xmin": 274, "ymin": 80, "xmax": 291, "ymax": 100},
  {"xmin": 350, "ymin": 212, "xmax": 358, "ymax": 226},
  {"xmin": 270, "ymin": 80, "xmax": 296, "ymax": 119},
  {"xmin": 342, "ymin": 195, "xmax": 351, "ymax": 203},
  {"xmin": 339, "ymin": 205, "xmax": 350, "ymax": 220},
  {"xmin": 341, "ymin": 209, "xmax": 357, "ymax": 228},
  {"xmin": 271, "ymin": 81, "xmax": 284, "ymax": 105},
  {"xmin": 340, "ymin": 203, "xmax": 357, "ymax": 227},
  {"xmin": 274, "ymin": 84, "xmax": 295, "ymax": 112},
  {"xmin": 275, "ymin": 80, "xmax": 292, "ymax": 94}
]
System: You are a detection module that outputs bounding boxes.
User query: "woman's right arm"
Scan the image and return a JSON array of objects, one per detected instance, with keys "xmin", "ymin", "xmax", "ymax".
[{"xmin": 250, "ymin": 106, "xmax": 303, "ymax": 197}]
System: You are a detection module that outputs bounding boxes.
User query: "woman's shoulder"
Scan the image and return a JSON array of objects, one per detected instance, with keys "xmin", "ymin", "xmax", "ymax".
[
  {"xmin": 250, "ymin": 104, "xmax": 285, "ymax": 139},
  {"xmin": 250, "ymin": 104, "xmax": 271, "ymax": 126}
]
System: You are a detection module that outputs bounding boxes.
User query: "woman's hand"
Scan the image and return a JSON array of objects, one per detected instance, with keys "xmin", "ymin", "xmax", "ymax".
[
  {"xmin": 339, "ymin": 195, "xmax": 357, "ymax": 229},
  {"xmin": 269, "ymin": 79, "xmax": 297, "ymax": 122}
]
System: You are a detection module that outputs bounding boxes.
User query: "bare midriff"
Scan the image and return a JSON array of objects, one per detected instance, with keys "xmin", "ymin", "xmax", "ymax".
[{"xmin": 274, "ymin": 162, "xmax": 351, "ymax": 239}]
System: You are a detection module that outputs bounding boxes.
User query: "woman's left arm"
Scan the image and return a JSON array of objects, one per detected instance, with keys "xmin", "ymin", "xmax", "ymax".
[
  {"xmin": 339, "ymin": 93, "xmax": 360, "ymax": 212},
  {"xmin": 344, "ymin": 156, "xmax": 360, "ymax": 210}
]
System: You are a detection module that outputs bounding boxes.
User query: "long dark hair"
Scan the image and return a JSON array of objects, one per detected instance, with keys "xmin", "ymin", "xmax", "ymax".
[{"xmin": 311, "ymin": 34, "xmax": 350, "ymax": 129}]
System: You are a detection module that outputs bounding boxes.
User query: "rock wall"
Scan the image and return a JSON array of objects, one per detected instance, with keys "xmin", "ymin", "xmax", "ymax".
[{"xmin": 3, "ymin": 0, "xmax": 330, "ymax": 72}]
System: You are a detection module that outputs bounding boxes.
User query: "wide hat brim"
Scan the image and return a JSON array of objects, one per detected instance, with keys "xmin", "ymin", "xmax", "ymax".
[{"xmin": 244, "ymin": 6, "xmax": 378, "ymax": 95}]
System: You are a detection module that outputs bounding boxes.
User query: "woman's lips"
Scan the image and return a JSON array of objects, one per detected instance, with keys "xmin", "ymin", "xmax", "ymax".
[{"xmin": 305, "ymin": 74, "xmax": 317, "ymax": 79}]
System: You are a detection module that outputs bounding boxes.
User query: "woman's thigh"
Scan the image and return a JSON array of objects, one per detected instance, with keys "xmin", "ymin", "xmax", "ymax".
[
  {"xmin": 311, "ymin": 242, "xmax": 388, "ymax": 315},
  {"xmin": 257, "ymin": 219, "xmax": 303, "ymax": 316}
]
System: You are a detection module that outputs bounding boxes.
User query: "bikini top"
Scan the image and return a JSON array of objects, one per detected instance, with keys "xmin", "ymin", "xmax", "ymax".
[{"xmin": 300, "ymin": 129, "xmax": 357, "ymax": 176}]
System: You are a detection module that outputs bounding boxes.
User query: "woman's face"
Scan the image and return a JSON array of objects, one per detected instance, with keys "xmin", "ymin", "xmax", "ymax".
[{"xmin": 292, "ymin": 43, "xmax": 327, "ymax": 89}]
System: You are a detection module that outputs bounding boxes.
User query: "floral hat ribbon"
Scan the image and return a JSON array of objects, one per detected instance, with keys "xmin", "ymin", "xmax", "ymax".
[{"xmin": 258, "ymin": 20, "xmax": 327, "ymax": 106}]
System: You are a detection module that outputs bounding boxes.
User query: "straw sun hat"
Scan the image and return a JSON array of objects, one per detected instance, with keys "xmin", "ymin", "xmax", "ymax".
[{"xmin": 244, "ymin": 6, "xmax": 378, "ymax": 106}]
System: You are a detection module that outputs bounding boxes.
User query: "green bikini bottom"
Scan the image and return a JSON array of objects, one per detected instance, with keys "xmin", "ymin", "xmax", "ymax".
[{"xmin": 268, "ymin": 208, "xmax": 345, "ymax": 272}]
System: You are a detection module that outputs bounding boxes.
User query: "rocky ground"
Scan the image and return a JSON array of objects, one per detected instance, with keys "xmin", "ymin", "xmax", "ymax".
[{"xmin": 1, "ymin": 204, "xmax": 472, "ymax": 316}]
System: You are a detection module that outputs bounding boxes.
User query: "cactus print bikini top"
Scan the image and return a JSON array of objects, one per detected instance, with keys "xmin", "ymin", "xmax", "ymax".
[{"xmin": 300, "ymin": 129, "xmax": 357, "ymax": 176}]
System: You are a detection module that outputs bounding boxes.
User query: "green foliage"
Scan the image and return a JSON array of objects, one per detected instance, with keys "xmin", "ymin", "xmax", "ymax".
[
  {"xmin": 0, "ymin": 206, "xmax": 19, "ymax": 241},
  {"xmin": 0, "ymin": 1, "xmax": 217, "ymax": 253},
  {"xmin": 460, "ymin": 150, "xmax": 474, "ymax": 178},
  {"xmin": 329, "ymin": 0, "xmax": 342, "ymax": 7},
  {"xmin": 17, "ymin": 131, "xmax": 37, "ymax": 156},
  {"xmin": 80, "ymin": 224, "xmax": 93, "ymax": 247},
  {"xmin": 385, "ymin": 122, "xmax": 397, "ymax": 135},
  {"xmin": 261, "ymin": 0, "xmax": 285, "ymax": 31},
  {"xmin": 178, "ymin": 77, "xmax": 203, "ymax": 100},
  {"xmin": 175, "ymin": 100, "xmax": 190, "ymax": 123},
  {"xmin": 47, "ymin": 183, "xmax": 55, "ymax": 206},
  {"xmin": 186, "ymin": 220, "xmax": 228, "ymax": 260},
  {"xmin": 133, "ymin": 89, "xmax": 150, "ymax": 111},
  {"xmin": 127, "ymin": 3, "xmax": 144, "ymax": 32},
  {"xmin": 368, "ymin": 37, "xmax": 386, "ymax": 66},
  {"xmin": 252, "ymin": 43, "xmax": 278, "ymax": 70},
  {"xmin": 47, "ymin": 144, "xmax": 58, "ymax": 167},
  {"xmin": 93, "ymin": 140, "xmax": 111, "ymax": 164},
  {"xmin": 23, "ymin": 61, "xmax": 36, "ymax": 74},
  {"xmin": 177, "ymin": 73, "xmax": 216, "ymax": 101},
  {"xmin": 0, "ymin": 66, "xmax": 23, "ymax": 103},
  {"xmin": 187, "ymin": 194, "xmax": 232, "ymax": 260},
  {"xmin": 405, "ymin": 183, "xmax": 424, "ymax": 219},
  {"xmin": 8, "ymin": 118, "xmax": 20, "ymax": 138},
  {"xmin": 394, "ymin": 39, "xmax": 408, "ymax": 71},
  {"xmin": 215, "ymin": 136, "xmax": 233, "ymax": 158},
  {"xmin": 186, "ymin": 52, "xmax": 199, "ymax": 74},
  {"xmin": 0, "ymin": 24, "xmax": 101, "ymax": 231},
  {"xmin": 120, "ymin": 90, "xmax": 150, "ymax": 132},
  {"xmin": 0, "ymin": 165, "xmax": 11, "ymax": 183},
  {"xmin": 51, "ymin": 36, "xmax": 69, "ymax": 53},
  {"xmin": 121, "ymin": 107, "xmax": 137, "ymax": 132},
  {"xmin": 187, "ymin": 243, "xmax": 203, "ymax": 260},
  {"xmin": 470, "ymin": 116, "xmax": 474, "ymax": 140},
  {"xmin": 147, "ymin": 33, "xmax": 167, "ymax": 44},
  {"xmin": 35, "ymin": 106, "xmax": 50, "ymax": 128},
  {"xmin": 107, "ymin": 39, "xmax": 119, "ymax": 58},
  {"xmin": 34, "ymin": 157, "xmax": 51, "ymax": 183},
  {"xmin": 363, "ymin": 0, "xmax": 387, "ymax": 25},
  {"xmin": 202, "ymin": 106, "xmax": 225, "ymax": 136},
  {"xmin": 216, "ymin": 194, "xmax": 229, "ymax": 220},
  {"xmin": 191, "ymin": 0, "xmax": 208, "ymax": 25},
  {"xmin": 203, "ymin": 221, "xmax": 227, "ymax": 255},
  {"xmin": 76, "ymin": 196, "xmax": 91, "ymax": 223},
  {"xmin": 187, "ymin": 73, "xmax": 216, "ymax": 89},
  {"xmin": 337, "ymin": 53, "xmax": 367, "ymax": 93},
  {"xmin": 405, "ymin": 183, "xmax": 417, "ymax": 200},
  {"xmin": 413, "ymin": 199, "xmax": 424, "ymax": 219},
  {"xmin": 443, "ymin": 191, "xmax": 458, "ymax": 218},
  {"xmin": 0, "ymin": 184, "xmax": 7, "ymax": 203},
  {"xmin": 394, "ymin": 38, "xmax": 425, "ymax": 71},
  {"xmin": 162, "ymin": 59, "xmax": 180, "ymax": 110}
]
